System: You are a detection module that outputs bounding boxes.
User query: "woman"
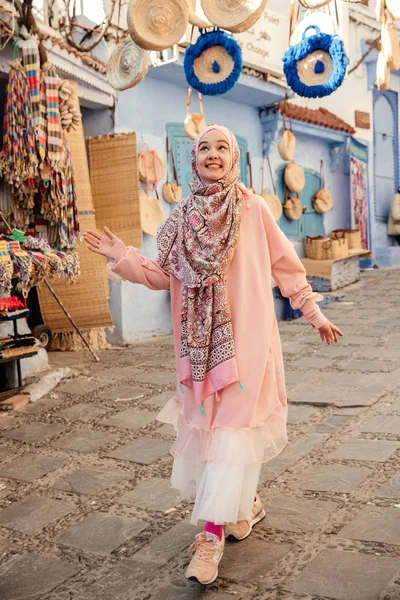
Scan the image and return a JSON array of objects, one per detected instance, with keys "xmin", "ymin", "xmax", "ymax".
[{"xmin": 84, "ymin": 125, "xmax": 342, "ymax": 585}]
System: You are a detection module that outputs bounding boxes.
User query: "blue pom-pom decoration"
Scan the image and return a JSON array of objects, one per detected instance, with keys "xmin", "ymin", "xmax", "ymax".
[
  {"xmin": 184, "ymin": 30, "xmax": 242, "ymax": 96},
  {"xmin": 282, "ymin": 25, "xmax": 349, "ymax": 98}
]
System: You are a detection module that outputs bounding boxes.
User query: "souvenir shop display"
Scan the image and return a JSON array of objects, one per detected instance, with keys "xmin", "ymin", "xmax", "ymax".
[
  {"xmin": 184, "ymin": 30, "xmax": 242, "ymax": 96},
  {"xmin": 58, "ymin": 80, "xmax": 82, "ymax": 131},
  {"xmin": 184, "ymin": 88, "xmax": 207, "ymax": 140},
  {"xmin": 0, "ymin": 296, "xmax": 30, "ymax": 320},
  {"xmin": 106, "ymin": 38, "xmax": 150, "ymax": 91},
  {"xmin": 313, "ymin": 160, "xmax": 333, "ymax": 214},
  {"xmin": 282, "ymin": 25, "xmax": 349, "ymax": 98},
  {"xmin": 284, "ymin": 161, "xmax": 305, "ymax": 193},
  {"xmin": 201, "ymin": 0, "xmax": 267, "ymax": 33},
  {"xmin": 261, "ymin": 153, "xmax": 283, "ymax": 222},
  {"xmin": 163, "ymin": 138, "xmax": 182, "ymax": 204},
  {"xmin": 127, "ymin": 0, "xmax": 189, "ymax": 51}
]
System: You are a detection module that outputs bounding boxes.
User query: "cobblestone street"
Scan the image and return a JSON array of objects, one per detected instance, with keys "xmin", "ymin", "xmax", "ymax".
[{"xmin": 0, "ymin": 268, "xmax": 399, "ymax": 600}]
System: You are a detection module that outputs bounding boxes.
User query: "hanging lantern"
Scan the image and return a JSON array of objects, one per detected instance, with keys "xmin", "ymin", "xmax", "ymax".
[
  {"xmin": 282, "ymin": 25, "xmax": 349, "ymax": 98},
  {"xmin": 184, "ymin": 30, "xmax": 242, "ymax": 96}
]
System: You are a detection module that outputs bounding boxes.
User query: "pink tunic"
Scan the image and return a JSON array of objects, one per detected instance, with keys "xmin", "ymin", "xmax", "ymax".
[{"xmin": 107, "ymin": 194, "xmax": 327, "ymax": 525}]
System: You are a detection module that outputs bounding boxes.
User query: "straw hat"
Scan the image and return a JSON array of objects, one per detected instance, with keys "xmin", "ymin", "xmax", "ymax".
[
  {"xmin": 106, "ymin": 38, "xmax": 149, "ymax": 91},
  {"xmin": 377, "ymin": 51, "xmax": 390, "ymax": 91},
  {"xmin": 313, "ymin": 188, "xmax": 333, "ymax": 214},
  {"xmin": 278, "ymin": 130, "xmax": 296, "ymax": 161},
  {"xmin": 140, "ymin": 192, "xmax": 166, "ymax": 236},
  {"xmin": 138, "ymin": 147, "xmax": 166, "ymax": 184},
  {"xmin": 297, "ymin": 0, "xmax": 332, "ymax": 7},
  {"xmin": 187, "ymin": 0, "xmax": 212, "ymax": 28},
  {"xmin": 283, "ymin": 194, "xmax": 303, "ymax": 221},
  {"xmin": 261, "ymin": 191, "xmax": 282, "ymax": 222},
  {"xmin": 382, "ymin": 21, "xmax": 400, "ymax": 70},
  {"xmin": 163, "ymin": 181, "xmax": 182, "ymax": 204},
  {"xmin": 201, "ymin": 0, "xmax": 267, "ymax": 33},
  {"xmin": 386, "ymin": 0, "xmax": 400, "ymax": 20},
  {"xmin": 127, "ymin": 0, "xmax": 189, "ymax": 52},
  {"xmin": 284, "ymin": 161, "xmax": 305, "ymax": 193}
]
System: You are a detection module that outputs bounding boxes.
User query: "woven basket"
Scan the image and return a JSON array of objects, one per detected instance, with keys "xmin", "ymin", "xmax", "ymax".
[
  {"xmin": 187, "ymin": 0, "xmax": 212, "ymax": 28},
  {"xmin": 278, "ymin": 130, "xmax": 296, "ymax": 162},
  {"xmin": 261, "ymin": 192, "xmax": 282, "ymax": 222},
  {"xmin": 283, "ymin": 193, "xmax": 303, "ymax": 221},
  {"xmin": 106, "ymin": 38, "xmax": 149, "ymax": 91},
  {"xmin": 127, "ymin": 0, "xmax": 189, "ymax": 51},
  {"xmin": 138, "ymin": 146, "xmax": 166, "ymax": 186},
  {"xmin": 323, "ymin": 236, "xmax": 349, "ymax": 260},
  {"xmin": 201, "ymin": 0, "xmax": 267, "ymax": 34},
  {"xmin": 382, "ymin": 21, "xmax": 400, "ymax": 71},
  {"xmin": 284, "ymin": 161, "xmax": 305, "ymax": 193},
  {"xmin": 88, "ymin": 132, "xmax": 142, "ymax": 249},
  {"xmin": 162, "ymin": 181, "xmax": 182, "ymax": 204},
  {"xmin": 140, "ymin": 192, "xmax": 166, "ymax": 236},
  {"xmin": 330, "ymin": 228, "xmax": 361, "ymax": 250},
  {"xmin": 304, "ymin": 236, "xmax": 329, "ymax": 260}
]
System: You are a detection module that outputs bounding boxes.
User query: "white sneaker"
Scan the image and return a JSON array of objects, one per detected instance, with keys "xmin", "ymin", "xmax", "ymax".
[{"xmin": 185, "ymin": 530, "xmax": 225, "ymax": 585}]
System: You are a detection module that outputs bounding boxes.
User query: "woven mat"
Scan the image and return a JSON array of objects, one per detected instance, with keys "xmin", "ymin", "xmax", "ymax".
[
  {"xmin": 37, "ymin": 81, "xmax": 112, "ymax": 334},
  {"xmin": 88, "ymin": 132, "xmax": 142, "ymax": 249}
]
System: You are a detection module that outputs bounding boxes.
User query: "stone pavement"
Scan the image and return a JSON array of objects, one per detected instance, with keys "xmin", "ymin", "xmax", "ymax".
[{"xmin": 0, "ymin": 268, "xmax": 399, "ymax": 600}]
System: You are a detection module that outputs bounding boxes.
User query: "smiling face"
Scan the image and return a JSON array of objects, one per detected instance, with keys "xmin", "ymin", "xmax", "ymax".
[{"xmin": 196, "ymin": 129, "xmax": 231, "ymax": 183}]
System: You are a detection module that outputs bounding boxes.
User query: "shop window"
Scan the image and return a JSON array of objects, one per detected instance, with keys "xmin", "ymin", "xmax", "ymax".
[
  {"xmin": 373, "ymin": 88, "xmax": 399, "ymax": 223},
  {"xmin": 166, "ymin": 123, "xmax": 248, "ymax": 197},
  {"xmin": 275, "ymin": 164, "xmax": 325, "ymax": 240}
]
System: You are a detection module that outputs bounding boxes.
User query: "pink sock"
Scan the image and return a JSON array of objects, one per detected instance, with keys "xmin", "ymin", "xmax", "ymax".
[{"xmin": 204, "ymin": 521, "xmax": 223, "ymax": 540}]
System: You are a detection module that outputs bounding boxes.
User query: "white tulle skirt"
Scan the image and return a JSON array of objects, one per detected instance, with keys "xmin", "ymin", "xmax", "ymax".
[{"xmin": 157, "ymin": 398, "xmax": 288, "ymax": 525}]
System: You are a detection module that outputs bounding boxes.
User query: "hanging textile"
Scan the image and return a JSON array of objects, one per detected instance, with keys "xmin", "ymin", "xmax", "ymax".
[
  {"xmin": 20, "ymin": 38, "xmax": 41, "ymax": 129},
  {"xmin": 38, "ymin": 62, "xmax": 63, "ymax": 167}
]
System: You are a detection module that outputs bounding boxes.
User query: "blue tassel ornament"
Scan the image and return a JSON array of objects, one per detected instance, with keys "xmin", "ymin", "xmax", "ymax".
[
  {"xmin": 282, "ymin": 25, "xmax": 349, "ymax": 98},
  {"xmin": 184, "ymin": 30, "xmax": 242, "ymax": 96}
]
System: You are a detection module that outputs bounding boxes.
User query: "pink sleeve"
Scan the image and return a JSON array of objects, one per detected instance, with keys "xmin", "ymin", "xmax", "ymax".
[
  {"xmin": 260, "ymin": 198, "xmax": 328, "ymax": 330},
  {"xmin": 106, "ymin": 240, "xmax": 170, "ymax": 291}
]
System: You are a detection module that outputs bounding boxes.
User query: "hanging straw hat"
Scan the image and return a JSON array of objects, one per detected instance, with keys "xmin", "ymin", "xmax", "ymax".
[
  {"xmin": 106, "ymin": 38, "xmax": 149, "ymax": 91},
  {"xmin": 381, "ymin": 19, "xmax": 400, "ymax": 70},
  {"xmin": 140, "ymin": 192, "xmax": 166, "ymax": 236},
  {"xmin": 184, "ymin": 88, "xmax": 207, "ymax": 140},
  {"xmin": 127, "ymin": 0, "xmax": 189, "ymax": 52},
  {"xmin": 201, "ymin": 0, "xmax": 268, "ymax": 34},
  {"xmin": 187, "ymin": 0, "xmax": 212, "ymax": 28},
  {"xmin": 138, "ymin": 145, "xmax": 166, "ymax": 186},
  {"xmin": 297, "ymin": 0, "xmax": 332, "ymax": 7},
  {"xmin": 284, "ymin": 161, "xmax": 305, "ymax": 193}
]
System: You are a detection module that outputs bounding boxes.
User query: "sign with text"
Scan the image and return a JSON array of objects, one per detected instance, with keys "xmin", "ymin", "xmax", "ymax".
[{"xmin": 234, "ymin": 10, "xmax": 290, "ymax": 76}]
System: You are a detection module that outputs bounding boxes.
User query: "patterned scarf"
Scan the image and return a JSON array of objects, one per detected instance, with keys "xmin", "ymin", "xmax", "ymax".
[
  {"xmin": 38, "ymin": 62, "xmax": 62, "ymax": 166},
  {"xmin": 20, "ymin": 38, "xmax": 41, "ymax": 129},
  {"xmin": 157, "ymin": 125, "xmax": 243, "ymax": 407}
]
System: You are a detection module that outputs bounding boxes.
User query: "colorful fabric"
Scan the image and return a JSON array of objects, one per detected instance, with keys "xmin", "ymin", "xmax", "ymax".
[
  {"xmin": 156, "ymin": 125, "xmax": 244, "ymax": 407},
  {"xmin": 20, "ymin": 38, "xmax": 41, "ymax": 128},
  {"xmin": 38, "ymin": 62, "xmax": 62, "ymax": 166}
]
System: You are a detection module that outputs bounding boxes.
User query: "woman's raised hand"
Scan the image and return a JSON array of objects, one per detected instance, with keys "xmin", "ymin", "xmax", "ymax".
[{"xmin": 83, "ymin": 226, "xmax": 120, "ymax": 257}]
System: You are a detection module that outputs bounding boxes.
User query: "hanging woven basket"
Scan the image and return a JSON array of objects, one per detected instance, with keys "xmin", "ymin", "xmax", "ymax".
[
  {"xmin": 184, "ymin": 88, "xmax": 207, "ymax": 139},
  {"xmin": 313, "ymin": 159, "xmax": 333, "ymax": 214},
  {"xmin": 187, "ymin": 0, "xmax": 212, "ymax": 28},
  {"xmin": 261, "ymin": 154, "xmax": 282, "ymax": 222},
  {"xmin": 283, "ymin": 25, "xmax": 349, "ymax": 98},
  {"xmin": 162, "ymin": 138, "xmax": 182, "ymax": 204},
  {"xmin": 140, "ymin": 192, "xmax": 166, "ymax": 236},
  {"xmin": 283, "ymin": 193, "xmax": 304, "ymax": 221},
  {"xmin": 381, "ymin": 20, "xmax": 400, "ymax": 70},
  {"xmin": 184, "ymin": 30, "xmax": 242, "ymax": 96},
  {"xmin": 138, "ymin": 145, "xmax": 166, "ymax": 187},
  {"xmin": 106, "ymin": 38, "xmax": 149, "ymax": 91},
  {"xmin": 377, "ymin": 50, "xmax": 390, "ymax": 91},
  {"xmin": 284, "ymin": 161, "xmax": 305, "ymax": 193},
  {"xmin": 201, "ymin": 0, "xmax": 268, "ymax": 33},
  {"xmin": 278, "ymin": 115, "xmax": 296, "ymax": 161},
  {"xmin": 127, "ymin": 0, "xmax": 189, "ymax": 51}
]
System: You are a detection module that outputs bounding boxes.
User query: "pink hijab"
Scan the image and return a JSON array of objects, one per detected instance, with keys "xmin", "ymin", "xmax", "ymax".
[{"xmin": 157, "ymin": 125, "xmax": 245, "ymax": 412}]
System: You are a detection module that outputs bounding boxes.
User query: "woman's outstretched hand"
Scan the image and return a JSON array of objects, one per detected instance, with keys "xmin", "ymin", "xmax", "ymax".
[
  {"xmin": 83, "ymin": 227, "xmax": 120, "ymax": 257},
  {"xmin": 318, "ymin": 321, "xmax": 344, "ymax": 345}
]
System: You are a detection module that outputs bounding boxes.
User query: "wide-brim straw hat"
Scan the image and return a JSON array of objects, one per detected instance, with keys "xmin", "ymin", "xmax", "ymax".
[
  {"xmin": 278, "ymin": 130, "xmax": 296, "ymax": 161},
  {"xmin": 127, "ymin": 0, "xmax": 189, "ymax": 52},
  {"xmin": 187, "ymin": 0, "xmax": 212, "ymax": 28},
  {"xmin": 261, "ymin": 192, "xmax": 282, "ymax": 222},
  {"xmin": 140, "ymin": 192, "xmax": 166, "ymax": 236},
  {"xmin": 201, "ymin": 0, "xmax": 268, "ymax": 33},
  {"xmin": 284, "ymin": 161, "xmax": 305, "ymax": 193},
  {"xmin": 138, "ymin": 148, "xmax": 166, "ymax": 184},
  {"xmin": 106, "ymin": 38, "xmax": 149, "ymax": 91},
  {"xmin": 297, "ymin": 0, "xmax": 332, "ymax": 8}
]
